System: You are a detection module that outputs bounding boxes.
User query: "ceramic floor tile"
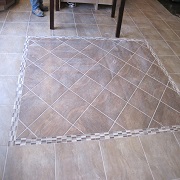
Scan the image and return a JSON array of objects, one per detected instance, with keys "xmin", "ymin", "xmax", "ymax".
[
  {"xmin": 153, "ymin": 102, "xmax": 180, "ymax": 126},
  {"xmin": 55, "ymin": 141, "xmax": 106, "ymax": 180},
  {"xmin": 149, "ymin": 120, "xmax": 163, "ymax": 128},
  {"xmin": 73, "ymin": 4, "xmax": 93, "ymax": 13},
  {"xmin": 52, "ymin": 90, "xmax": 88, "ymax": 124},
  {"xmin": 4, "ymin": 144, "xmax": 55, "ymax": 180},
  {"xmin": 170, "ymin": 74, "xmax": 180, "ymax": 90},
  {"xmin": 6, "ymin": 11, "xmax": 30, "ymax": 22},
  {"xmin": 167, "ymin": 41, "xmax": 180, "ymax": 56},
  {"xmin": 94, "ymin": 14, "xmax": 116, "ymax": 25},
  {"xmin": 98, "ymin": 25, "xmax": 116, "ymax": 38},
  {"xmin": 100, "ymin": 137, "xmax": 153, "ymax": 180},
  {"xmin": 74, "ymin": 14, "xmax": 96, "ymax": 24},
  {"xmin": 0, "ymin": 146, "xmax": 7, "ymax": 179},
  {"xmin": 92, "ymin": 89, "xmax": 126, "ymax": 120},
  {"xmin": 133, "ymin": 17, "xmax": 154, "ymax": 28},
  {"xmin": 129, "ymin": 89, "xmax": 159, "ymax": 117},
  {"xmin": 71, "ymin": 76, "xmax": 103, "ymax": 103},
  {"xmin": 54, "ymin": 12, "xmax": 74, "ymax": 24},
  {"xmin": 75, "ymin": 106, "xmax": 113, "ymax": 134},
  {"xmin": 165, "ymin": 20, "xmax": 180, "ymax": 30},
  {"xmin": 0, "ymin": 11, "xmax": 8, "ymax": 22},
  {"xmin": 149, "ymin": 19, "xmax": 171, "ymax": 30},
  {"xmin": 174, "ymin": 131, "xmax": 180, "ymax": 145},
  {"xmin": 158, "ymin": 29, "xmax": 180, "ymax": 41},
  {"xmin": 140, "ymin": 133, "xmax": 180, "ymax": 180}
]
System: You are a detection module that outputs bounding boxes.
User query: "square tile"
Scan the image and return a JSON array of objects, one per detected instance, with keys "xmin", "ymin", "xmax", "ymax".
[
  {"xmin": 167, "ymin": 41, "xmax": 180, "ymax": 56},
  {"xmin": 74, "ymin": 13, "xmax": 96, "ymax": 24},
  {"xmin": 119, "ymin": 40, "xmax": 141, "ymax": 53},
  {"xmin": 0, "ymin": 146, "xmax": 7, "ymax": 178},
  {"xmin": 54, "ymin": 12, "xmax": 74, "ymax": 23},
  {"xmin": 6, "ymin": 11, "xmax": 30, "ymax": 22},
  {"xmin": 98, "ymin": 25, "xmax": 116, "ymax": 38},
  {"xmin": 94, "ymin": 14, "xmax": 116, "ymax": 25}
]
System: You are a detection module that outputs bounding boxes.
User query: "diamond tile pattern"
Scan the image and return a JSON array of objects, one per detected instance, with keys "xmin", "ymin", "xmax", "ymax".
[{"xmin": 16, "ymin": 37, "xmax": 180, "ymax": 140}]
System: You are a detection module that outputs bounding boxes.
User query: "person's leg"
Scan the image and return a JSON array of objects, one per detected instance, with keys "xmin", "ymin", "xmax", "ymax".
[{"xmin": 30, "ymin": 0, "xmax": 44, "ymax": 17}]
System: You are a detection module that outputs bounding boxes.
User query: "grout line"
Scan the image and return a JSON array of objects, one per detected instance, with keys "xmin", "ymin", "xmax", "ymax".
[
  {"xmin": 0, "ymin": 10, "xmax": 10, "ymax": 34},
  {"xmin": 138, "ymin": 137, "xmax": 155, "ymax": 180},
  {"xmin": 25, "ymin": 11, "xmax": 31, "ymax": 37},
  {"xmin": 173, "ymin": 132, "xmax": 180, "ymax": 147},
  {"xmin": 54, "ymin": 143, "xmax": 57, "ymax": 180},
  {"xmin": 71, "ymin": 8, "xmax": 79, "ymax": 37},
  {"xmin": 98, "ymin": 141, "xmax": 108, "ymax": 180},
  {"xmin": 2, "ymin": 146, "xmax": 9, "ymax": 180}
]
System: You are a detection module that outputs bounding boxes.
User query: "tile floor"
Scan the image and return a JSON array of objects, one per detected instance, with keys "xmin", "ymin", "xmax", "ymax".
[{"xmin": 0, "ymin": 0, "xmax": 180, "ymax": 179}]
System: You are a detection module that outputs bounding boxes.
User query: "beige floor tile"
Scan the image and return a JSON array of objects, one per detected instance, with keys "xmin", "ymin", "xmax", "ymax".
[
  {"xmin": 0, "ymin": 146, "xmax": 7, "ymax": 179},
  {"xmin": 9, "ymin": 0, "xmax": 31, "ymax": 11},
  {"xmin": 167, "ymin": 41, "xmax": 180, "ymax": 56},
  {"xmin": 54, "ymin": 12, "xmax": 74, "ymax": 24},
  {"xmin": 174, "ymin": 131, "xmax": 180, "ymax": 145},
  {"xmin": 6, "ymin": 11, "xmax": 30, "ymax": 22},
  {"xmin": 140, "ymin": 133, "xmax": 180, "ymax": 180},
  {"xmin": 0, "ymin": 54, "xmax": 21, "ymax": 75},
  {"xmin": 170, "ymin": 74, "xmax": 180, "ymax": 90},
  {"xmin": 30, "ymin": 12, "xmax": 50, "ymax": 23},
  {"xmin": 100, "ymin": 137, "xmax": 153, "ymax": 179},
  {"xmin": 157, "ymin": 29, "xmax": 180, "ymax": 41},
  {"xmin": 55, "ymin": 141, "xmax": 106, "ymax": 180},
  {"xmin": 4, "ymin": 144, "xmax": 55, "ymax": 180},
  {"xmin": 0, "ymin": 76, "xmax": 18, "ymax": 105},
  {"xmin": 74, "ymin": 14, "xmax": 96, "ymax": 24},
  {"xmin": 0, "ymin": 11, "xmax": 8, "ymax": 22},
  {"xmin": 0, "ymin": 106, "xmax": 13, "ymax": 145},
  {"xmin": 94, "ymin": 14, "xmax": 116, "ymax": 26}
]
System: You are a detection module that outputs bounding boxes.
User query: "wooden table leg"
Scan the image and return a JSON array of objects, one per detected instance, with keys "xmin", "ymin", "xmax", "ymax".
[
  {"xmin": 111, "ymin": 0, "xmax": 117, "ymax": 18},
  {"xmin": 50, "ymin": 0, "xmax": 54, "ymax": 29},
  {"xmin": 116, "ymin": 0, "xmax": 126, "ymax": 38},
  {"xmin": 56, "ymin": 0, "xmax": 59, "ymax": 11}
]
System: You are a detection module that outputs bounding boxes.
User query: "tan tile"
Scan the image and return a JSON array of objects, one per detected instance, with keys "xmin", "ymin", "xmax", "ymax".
[
  {"xmin": 93, "ymin": 89, "xmax": 126, "ymax": 120},
  {"xmin": 65, "ymin": 126, "xmax": 82, "ymax": 135},
  {"xmin": 9, "ymin": 0, "xmax": 31, "ymax": 11},
  {"xmin": 130, "ymin": 89, "xmax": 159, "ymax": 117},
  {"xmin": 139, "ymin": 75, "xmax": 166, "ymax": 99},
  {"xmin": 6, "ymin": 11, "xmax": 30, "ymax": 22},
  {"xmin": 121, "ymin": 15, "xmax": 136, "ymax": 26},
  {"xmin": 0, "ymin": 54, "xmax": 21, "ymax": 75},
  {"xmin": 161, "ymin": 87, "xmax": 180, "ymax": 112},
  {"xmin": 54, "ymin": 12, "xmax": 74, "ymax": 23},
  {"xmin": 0, "ymin": 76, "xmax": 18, "ymax": 105},
  {"xmin": 170, "ymin": 74, "xmax": 180, "ymax": 90},
  {"xmin": 52, "ymin": 64, "xmax": 83, "ymax": 88},
  {"xmin": 158, "ymin": 29, "xmax": 180, "ymax": 41},
  {"xmin": 147, "ymin": 64, "xmax": 169, "ymax": 85},
  {"xmin": 174, "ymin": 131, "xmax": 180, "ymax": 145},
  {"xmin": 0, "ymin": 11, "xmax": 8, "ymax": 22},
  {"xmin": 86, "ymin": 64, "xmax": 115, "ymax": 87},
  {"xmin": 16, "ymin": 121, "xmax": 27, "ymax": 138},
  {"xmin": 143, "ymin": 11, "xmax": 162, "ymax": 20},
  {"xmin": 109, "ymin": 123, "xmax": 125, "ymax": 132},
  {"xmin": 55, "ymin": 141, "xmax": 106, "ymax": 180},
  {"xmin": 159, "ymin": 56, "xmax": 180, "ymax": 73},
  {"xmin": 52, "ymin": 90, "xmax": 88, "ymax": 123},
  {"xmin": 154, "ymin": 102, "xmax": 180, "ymax": 126},
  {"xmin": 17, "ymin": 128, "xmax": 36, "ymax": 139},
  {"xmin": 165, "ymin": 20, "xmax": 180, "ymax": 30},
  {"xmin": 30, "ymin": 12, "xmax": 50, "ymax": 22},
  {"xmin": 150, "ymin": 19, "xmax": 171, "ymax": 30},
  {"xmin": 149, "ymin": 120, "xmax": 162, "ymax": 128},
  {"xmin": 133, "ymin": 17, "xmax": 154, "ymax": 28},
  {"xmin": 140, "ymin": 133, "xmax": 180, "ymax": 180},
  {"xmin": 0, "ymin": 106, "xmax": 13, "ymax": 145},
  {"xmin": 4, "ymin": 144, "xmax": 55, "ymax": 180},
  {"xmin": 117, "ymin": 104, "xmax": 151, "ymax": 130},
  {"xmin": 100, "ymin": 137, "xmax": 153, "ymax": 179},
  {"xmin": 94, "ymin": 14, "xmax": 116, "ymax": 25},
  {"xmin": 19, "ymin": 91, "xmax": 48, "ymax": 126},
  {"xmin": 167, "ymin": 41, "xmax": 180, "ymax": 56},
  {"xmin": 71, "ymin": 76, "xmax": 103, "ymax": 103},
  {"xmin": 73, "ymin": 4, "xmax": 93, "ymax": 14},
  {"xmin": 0, "ymin": 146, "xmax": 7, "ymax": 178},
  {"xmin": 74, "ymin": 13, "xmax": 96, "ymax": 24},
  {"xmin": 106, "ymin": 75, "xmax": 136, "ymax": 101},
  {"xmin": 76, "ymin": 24, "xmax": 101, "ymax": 37},
  {"xmin": 98, "ymin": 25, "xmax": 116, "ymax": 38},
  {"xmin": 75, "ymin": 106, "xmax": 113, "ymax": 133},
  {"xmin": 118, "ymin": 64, "xmax": 145, "ymax": 86}
]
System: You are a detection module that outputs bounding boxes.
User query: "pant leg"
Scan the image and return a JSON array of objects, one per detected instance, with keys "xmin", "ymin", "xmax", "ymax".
[
  {"xmin": 30, "ymin": 0, "xmax": 40, "ymax": 10},
  {"xmin": 39, "ymin": 0, "xmax": 43, "ymax": 5}
]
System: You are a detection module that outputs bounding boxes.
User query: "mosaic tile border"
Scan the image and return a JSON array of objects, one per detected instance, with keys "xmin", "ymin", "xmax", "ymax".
[{"xmin": 9, "ymin": 36, "xmax": 180, "ymax": 146}]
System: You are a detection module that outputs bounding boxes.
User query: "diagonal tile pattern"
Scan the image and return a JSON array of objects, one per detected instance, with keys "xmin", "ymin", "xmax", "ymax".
[{"xmin": 13, "ymin": 37, "xmax": 180, "ymax": 141}]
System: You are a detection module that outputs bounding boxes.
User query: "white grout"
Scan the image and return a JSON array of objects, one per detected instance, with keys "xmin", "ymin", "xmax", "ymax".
[{"xmin": 2, "ymin": 146, "xmax": 9, "ymax": 180}]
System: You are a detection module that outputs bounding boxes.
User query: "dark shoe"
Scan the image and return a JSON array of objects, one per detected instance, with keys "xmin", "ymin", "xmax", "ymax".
[
  {"xmin": 32, "ymin": 8, "xmax": 44, "ymax": 17},
  {"xmin": 40, "ymin": 5, "xmax": 48, "ymax": 11}
]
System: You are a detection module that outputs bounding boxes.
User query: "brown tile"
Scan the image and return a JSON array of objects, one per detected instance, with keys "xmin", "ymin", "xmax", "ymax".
[
  {"xmin": 121, "ymin": 15, "xmax": 136, "ymax": 26},
  {"xmin": 117, "ymin": 104, "xmax": 151, "ymax": 130},
  {"xmin": 0, "ymin": 106, "xmax": 13, "ymax": 145},
  {"xmin": 52, "ymin": 64, "xmax": 83, "ymax": 88},
  {"xmin": 0, "ymin": 146, "xmax": 7, "ymax": 178},
  {"xmin": 165, "ymin": 20, "xmax": 180, "ymax": 30},
  {"xmin": 140, "ymin": 133, "xmax": 180, "ymax": 180},
  {"xmin": 128, "ymin": 54, "xmax": 152, "ymax": 73},
  {"xmin": 76, "ymin": 24, "xmax": 101, "ymax": 37},
  {"xmin": 74, "ymin": 13, "xmax": 96, "ymax": 24},
  {"xmin": 0, "ymin": 76, "xmax": 18, "ymax": 105},
  {"xmin": 86, "ymin": 63, "xmax": 115, "ymax": 87},
  {"xmin": 161, "ymin": 87, "xmax": 180, "ymax": 112},
  {"xmin": 17, "ymin": 128, "xmax": 36, "ymax": 139},
  {"xmin": 119, "ymin": 40, "xmax": 141, "ymax": 53},
  {"xmin": 26, "ymin": 43, "xmax": 48, "ymax": 62},
  {"xmin": 110, "ymin": 44, "xmax": 134, "ymax": 62},
  {"xmin": 100, "ymin": 137, "xmax": 153, "ymax": 179},
  {"xmin": 148, "ymin": 40, "xmax": 175, "ymax": 56},
  {"xmin": 9, "ymin": 0, "xmax": 31, "ymax": 11},
  {"xmin": 109, "ymin": 123, "xmax": 125, "ymax": 132},
  {"xmin": 29, "ymin": 108, "xmax": 71, "ymax": 137},
  {"xmin": 99, "ymin": 53, "xmax": 125, "ymax": 74},
  {"xmin": 53, "ymin": 23, "xmax": 77, "ymax": 36},
  {"xmin": 65, "ymin": 126, "xmax": 83, "ymax": 136},
  {"xmin": 54, "ymin": 12, "xmax": 74, "ymax": 23},
  {"xmin": 133, "ymin": 17, "xmax": 154, "ymax": 28},
  {"xmin": 55, "ymin": 141, "xmax": 106, "ymax": 180},
  {"xmin": 174, "ymin": 131, "xmax": 180, "ymax": 145},
  {"xmin": 23, "ymin": 64, "xmax": 48, "ymax": 89},
  {"xmin": 6, "ymin": 11, "xmax": 30, "ymax": 22},
  {"xmin": 158, "ymin": 29, "xmax": 180, "ymax": 41},
  {"xmin": 167, "ymin": 41, "xmax": 180, "ymax": 56},
  {"xmin": 71, "ymin": 76, "xmax": 102, "ymax": 103},
  {"xmin": 73, "ymin": 4, "xmax": 93, "ymax": 13},
  {"xmin": 154, "ymin": 102, "xmax": 180, "ymax": 126},
  {"xmin": 93, "ymin": 89, "xmax": 126, "ymax": 120},
  {"xmin": 150, "ymin": 19, "xmax": 171, "ymax": 30},
  {"xmin": 98, "ymin": 25, "xmax": 116, "ymax": 38},
  {"xmin": 170, "ymin": 74, "xmax": 180, "ymax": 90},
  {"xmin": 16, "ymin": 121, "xmax": 27, "ymax": 138},
  {"xmin": 130, "ymin": 89, "xmax": 159, "ymax": 117},
  {"xmin": 82, "ymin": 44, "xmax": 107, "ymax": 62},
  {"xmin": 149, "ymin": 120, "xmax": 163, "ymax": 128},
  {"xmin": 51, "ymin": 43, "xmax": 78, "ymax": 61},
  {"xmin": 148, "ymin": 64, "xmax": 169, "ymax": 85},
  {"xmin": 19, "ymin": 91, "xmax": 48, "ymax": 126},
  {"xmin": 52, "ymin": 90, "xmax": 88, "ymax": 123},
  {"xmin": 118, "ymin": 64, "xmax": 145, "ymax": 86},
  {"xmin": 32, "ymin": 76, "xmax": 67, "ymax": 105},
  {"xmin": 94, "ymin": 14, "xmax": 116, "ymax": 25},
  {"xmin": 0, "ymin": 11, "xmax": 8, "ymax": 22},
  {"xmin": 67, "ymin": 53, "xmax": 96, "ymax": 73},
  {"xmin": 143, "ymin": 11, "xmax": 162, "ymax": 20},
  {"xmin": 4, "ymin": 144, "xmax": 55, "ymax": 180},
  {"xmin": 106, "ymin": 75, "xmax": 136, "ymax": 101},
  {"xmin": 75, "ymin": 106, "xmax": 113, "ymax": 133},
  {"xmin": 139, "ymin": 75, "xmax": 166, "ymax": 99}
]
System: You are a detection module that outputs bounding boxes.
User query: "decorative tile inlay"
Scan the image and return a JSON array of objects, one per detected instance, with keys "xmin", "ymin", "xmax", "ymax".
[{"xmin": 9, "ymin": 36, "xmax": 180, "ymax": 146}]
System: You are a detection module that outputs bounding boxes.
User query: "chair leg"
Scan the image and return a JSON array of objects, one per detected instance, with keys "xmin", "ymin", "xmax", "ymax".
[
  {"xmin": 56, "ymin": 0, "xmax": 60, "ymax": 11},
  {"xmin": 116, "ymin": 0, "xmax": 126, "ymax": 38},
  {"xmin": 50, "ymin": 0, "xmax": 54, "ymax": 29},
  {"xmin": 111, "ymin": 0, "xmax": 117, "ymax": 18}
]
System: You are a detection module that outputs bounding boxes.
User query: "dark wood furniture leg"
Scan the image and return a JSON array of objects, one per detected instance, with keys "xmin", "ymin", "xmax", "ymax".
[
  {"xmin": 56, "ymin": 0, "xmax": 60, "ymax": 11},
  {"xmin": 50, "ymin": 0, "xmax": 54, "ymax": 29},
  {"xmin": 116, "ymin": 0, "xmax": 126, "ymax": 38},
  {"xmin": 111, "ymin": 0, "xmax": 117, "ymax": 18}
]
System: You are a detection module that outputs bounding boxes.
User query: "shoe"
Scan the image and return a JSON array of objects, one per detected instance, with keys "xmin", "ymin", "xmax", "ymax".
[
  {"xmin": 32, "ymin": 8, "xmax": 44, "ymax": 17},
  {"xmin": 67, "ymin": 2, "xmax": 76, "ymax": 8},
  {"xmin": 40, "ymin": 5, "xmax": 48, "ymax": 11}
]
